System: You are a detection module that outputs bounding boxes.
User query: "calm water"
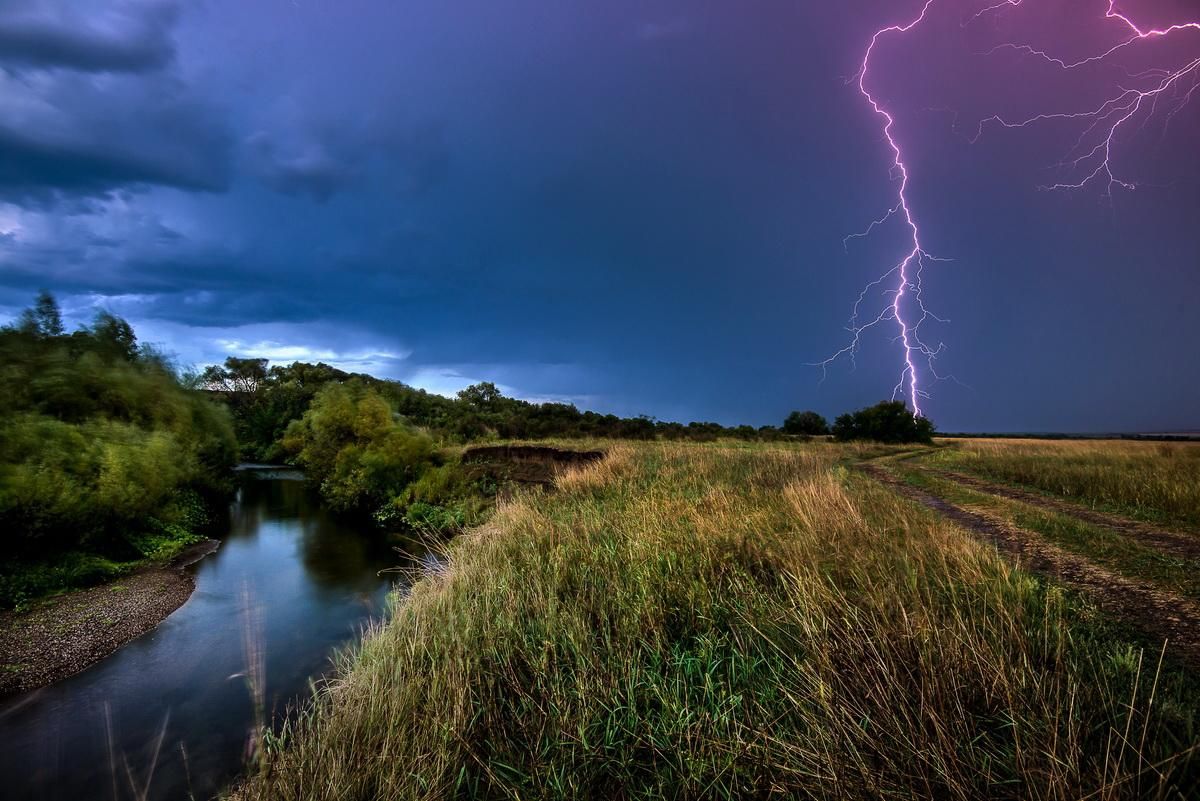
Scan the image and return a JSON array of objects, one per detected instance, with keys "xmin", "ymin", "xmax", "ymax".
[{"xmin": 0, "ymin": 475, "xmax": 404, "ymax": 801}]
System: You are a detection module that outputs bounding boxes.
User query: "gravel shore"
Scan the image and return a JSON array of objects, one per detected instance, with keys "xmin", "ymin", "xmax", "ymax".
[{"xmin": 0, "ymin": 540, "xmax": 220, "ymax": 697}]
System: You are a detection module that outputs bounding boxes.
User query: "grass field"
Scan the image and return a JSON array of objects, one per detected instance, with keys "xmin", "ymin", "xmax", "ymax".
[
  {"xmin": 922, "ymin": 439, "xmax": 1200, "ymax": 530},
  {"xmin": 239, "ymin": 440, "xmax": 1200, "ymax": 800},
  {"xmin": 891, "ymin": 465, "xmax": 1200, "ymax": 603}
]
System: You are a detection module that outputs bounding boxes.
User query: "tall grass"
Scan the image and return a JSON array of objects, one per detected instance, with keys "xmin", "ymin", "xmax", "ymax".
[
  {"xmin": 926, "ymin": 439, "xmax": 1200, "ymax": 529},
  {"xmin": 241, "ymin": 442, "xmax": 1199, "ymax": 800},
  {"xmin": 892, "ymin": 465, "xmax": 1200, "ymax": 601}
]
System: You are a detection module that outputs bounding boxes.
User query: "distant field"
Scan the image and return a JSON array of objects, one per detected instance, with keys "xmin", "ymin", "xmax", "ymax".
[
  {"xmin": 241, "ymin": 439, "xmax": 1200, "ymax": 800},
  {"xmin": 925, "ymin": 438, "xmax": 1200, "ymax": 529}
]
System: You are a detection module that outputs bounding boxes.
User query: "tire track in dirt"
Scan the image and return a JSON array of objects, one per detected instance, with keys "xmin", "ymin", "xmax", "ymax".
[
  {"xmin": 927, "ymin": 469, "xmax": 1200, "ymax": 563},
  {"xmin": 859, "ymin": 463, "xmax": 1200, "ymax": 667}
]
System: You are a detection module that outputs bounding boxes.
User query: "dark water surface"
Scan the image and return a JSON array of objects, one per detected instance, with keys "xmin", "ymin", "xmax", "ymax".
[{"xmin": 0, "ymin": 475, "xmax": 402, "ymax": 801}]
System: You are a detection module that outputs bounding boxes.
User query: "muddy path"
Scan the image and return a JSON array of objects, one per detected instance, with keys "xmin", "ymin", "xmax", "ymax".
[
  {"xmin": 0, "ymin": 539, "xmax": 219, "ymax": 697},
  {"xmin": 859, "ymin": 463, "xmax": 1200, "ymax": 667}
]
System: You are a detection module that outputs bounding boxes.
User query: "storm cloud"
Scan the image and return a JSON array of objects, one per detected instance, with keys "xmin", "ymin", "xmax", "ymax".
[
  {"xmin": 0, "ymin": 0, "xmax": 1196, "ymax": 432},
  {"xmin": 0, "ymin": 1, "xmax": 177, "ymax": 73}
]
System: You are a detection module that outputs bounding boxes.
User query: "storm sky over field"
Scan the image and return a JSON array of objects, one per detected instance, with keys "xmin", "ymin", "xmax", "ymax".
[{"xmin": 0, "ymin": 0, "xmax": 1196, "ymax": 432}]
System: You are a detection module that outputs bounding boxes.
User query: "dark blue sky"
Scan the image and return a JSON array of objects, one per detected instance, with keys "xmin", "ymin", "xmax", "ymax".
[{"xmin": 1, "ymin": 0, "xmax": 1196, "ymax": 432}]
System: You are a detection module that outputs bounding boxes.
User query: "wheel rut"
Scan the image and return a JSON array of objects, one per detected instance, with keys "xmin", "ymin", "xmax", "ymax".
[
  {"xmin": 859, "ymin": 463, "xmax": 1200, "ymax": 667},
  {"xmin": 928, "ymin": 468, "xmax": 1200, "ymax": 563}
]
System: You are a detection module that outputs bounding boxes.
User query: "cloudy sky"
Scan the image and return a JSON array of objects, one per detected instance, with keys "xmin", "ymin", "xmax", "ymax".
[{"xmin": 0, "ymin": 0, "xmax": 1196, "ymax": 431}]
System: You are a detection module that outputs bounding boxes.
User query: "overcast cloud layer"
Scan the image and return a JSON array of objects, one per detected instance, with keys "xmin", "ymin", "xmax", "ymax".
[{"xmin": 0, "ymin": 0, "xmax": 1196, "ymax": 432}]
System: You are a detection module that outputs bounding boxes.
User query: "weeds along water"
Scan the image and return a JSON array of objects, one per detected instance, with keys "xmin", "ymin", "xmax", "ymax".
[{"xmin": 240, "ymin": 441, "xmax": 1200, "ymax": 800}]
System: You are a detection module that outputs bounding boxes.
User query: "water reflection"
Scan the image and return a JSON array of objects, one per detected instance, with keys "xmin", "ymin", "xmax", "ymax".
[{"xmin": 0, "ymin": 476, "xmax": 404, "ymax": 801}]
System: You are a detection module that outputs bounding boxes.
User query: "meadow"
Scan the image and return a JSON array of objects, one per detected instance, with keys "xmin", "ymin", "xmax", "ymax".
[
  {"xmin": 920, "ymin": 439, "xmax": 1200, "ymax": 530},
  {"xmin": 239, "ymin": 439, "xmax": 1200, "ymax": 800}
]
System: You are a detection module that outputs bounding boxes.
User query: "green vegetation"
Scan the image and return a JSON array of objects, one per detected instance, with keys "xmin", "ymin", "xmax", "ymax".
[
  {"xmin": 892, "ymin": 459, "xmax": 1200, "ymax": 601},
  {"xmin": 833, "ymin": 399, "xmax": 936, "ymax": 443},
  {"xmin": 277, "ymin": 381, "xmax": 503, "ymax": 535},
  {"xmin": 782, "ymin": 408, "xmax": 829, "ymax": 435},
  {"xmin": 240, "ymin": 443, "xmax": 1199, "ymax": 800},
  {"xmin": 924, "ymin": 438, "xmax": 1200, "ymax": 529},
  {"xmin": 202, "ymin": 359, "xmax": 805, "ymax": 464},
  {"xmin": 281, "ymin": 382, "xmax": 436, "ymax": 514},
  {"xmin": 0, "ymin": 293, "xmax": 236, "ymax": 608},
  {"xmin": 7, "ymin": 293, "xmax": 1200, "ymax": 798}
]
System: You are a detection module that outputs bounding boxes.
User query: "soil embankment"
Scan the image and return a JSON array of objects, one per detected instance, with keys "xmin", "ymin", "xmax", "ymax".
[
  {"xmin": 461, "ymin": 445, "xmax": 604, "ymax": 486},
  {"xmin": 0, "ymin": 539, "xmax": 219, "ymax": 697}
]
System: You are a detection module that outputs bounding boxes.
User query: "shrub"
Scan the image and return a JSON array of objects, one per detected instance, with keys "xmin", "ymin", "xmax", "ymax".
[
  {"xmin": 783, "ymin": 409, "xmax": 829, "ymax": 435},
  {"xmin": 832, "ymin": 400, "xmax": 935, "ymax": 443},
  {"xmin": 282, "ymin": 383, "xmax": 436, "ymax": 513}
]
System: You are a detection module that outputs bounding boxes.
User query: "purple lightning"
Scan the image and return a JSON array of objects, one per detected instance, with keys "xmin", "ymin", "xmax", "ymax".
[
  {"xmin": 815, "ymin": 1, "xmax": 943, "ymax": 418},
  {"xmin": 817, "ymin": 0, "xmax": 1199, "ymax": 416},
  {"xmin": 971, "ymin": 1, "xmax": 1200, "ymax": 195}
]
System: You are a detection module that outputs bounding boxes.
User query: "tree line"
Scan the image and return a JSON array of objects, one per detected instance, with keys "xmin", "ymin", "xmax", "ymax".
[
  {"xmin": 201, "ymin": 356, "xmax": 932, "ymax": 461},
  {"xmin": 0, "ymin": 293, "xmax": 236, "ymax": 607},
  {"xmin": 1, "ymin": 292, "xmax": 934, "ymax": 606}
]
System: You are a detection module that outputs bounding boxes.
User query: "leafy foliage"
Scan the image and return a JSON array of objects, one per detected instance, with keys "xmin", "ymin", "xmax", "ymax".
[
  {"xmin": 0, "ymin": 293, "xmax": 236, "ymax": 606},
  {"xmin": 281, "ymin": 383, "xmax": 436, "ymax": 514},
  {"xmin": 832, "ymin": 400, "xmax": 935, "ymax": 443},
  {"xmin": 782, "ymin": 409, "xmax": 829, "ymax": 435},
  {"xmin": 204, "ymin": 363, "xmax": 803, "ymax": 459}
]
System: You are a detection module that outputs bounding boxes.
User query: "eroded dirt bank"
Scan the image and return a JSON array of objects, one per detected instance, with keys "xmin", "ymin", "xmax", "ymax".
[
  {"xmin": 0, "ymin": 539, "xmax": 219, "ymax": 697},
  {"xmin": 462, "ymin": 445, "xmax": 605, "ymax": 485}
]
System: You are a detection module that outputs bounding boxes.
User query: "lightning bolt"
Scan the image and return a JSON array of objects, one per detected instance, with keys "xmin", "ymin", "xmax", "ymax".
[
  {"xmin": 971, "ymin": 1, "xmax": 1200, "ymax": 196},
  {"xmin": 816, "ymin": 0, "xmax": 1199, "ymax": 417},
  {"xmin": 814, "ymin": 1, "xmax": 944, "ymax": 419}
]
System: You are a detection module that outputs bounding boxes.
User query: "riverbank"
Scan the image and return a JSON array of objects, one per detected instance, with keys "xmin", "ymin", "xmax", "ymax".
[
  {"xmin": 0, "ymin": 539, "xmax": 220, "ymax": 697},
  {"xmin": 238, "ymin": 441, "xmax": 1200, "ymax": 800}
]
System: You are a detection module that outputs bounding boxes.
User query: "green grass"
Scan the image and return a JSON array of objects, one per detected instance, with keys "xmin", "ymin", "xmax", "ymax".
[
  {"xmin": 892, "ymin": 463, "xmax": 1200, "ymax": 602},
  {"xmin": 924, "ymin": 439, "xmax": 1200, "ymax": 531},
  {"xmin": 0, "ymin": 513, "xmax": 206, "ymax": 610},
  {"xmin": 239, "ymin": 442, "xmax": 1200, "ymax": 800}
]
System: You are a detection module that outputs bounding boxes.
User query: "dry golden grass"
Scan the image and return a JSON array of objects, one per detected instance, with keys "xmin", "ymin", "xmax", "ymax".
[
  {"xmin": 240, "ymin": 441, "xmax": 1200, "ymax": 800},
  {"xmin": 926, "ymin": 438, "xmax": 1200, "ymax": 529}
]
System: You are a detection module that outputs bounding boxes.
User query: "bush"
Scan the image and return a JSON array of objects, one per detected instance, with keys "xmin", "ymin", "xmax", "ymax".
[
  {"xmin": 0, "ymin": 294, "xmax": 236, "ymax": 605},
  {"xmin": 282, "ymin": 383, "xmax": 436, "ymax": 513},
  {"xmin": 783, "ymin": 410, "xmax": 829, "ymax": 435},
  {"xmin": 375, "ymin": 461, "xmax": 497, "ymax": 533},
  {"xmin": 832, "ymin": 400, "xmax": 935, "ymax": 443}
]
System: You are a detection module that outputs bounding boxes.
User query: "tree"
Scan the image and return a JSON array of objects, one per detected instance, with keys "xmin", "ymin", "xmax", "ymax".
[
  {"xmin": 831, "ymin": 400, "xmax": 935, "ymax": 443},
  {"xmin": 201, "ymin": 357, "xmax": 270, "ymax": 395},
  {"xmin": 282, "ymin": 383, "xmax": 434, "ymax": 513},
  {"xmin": 457, "ymin": 381, "xmax": 502, "ymax": 409},
  {"xmin": 783, "ymin": 410, "xmax": 829, "ymax": 436},
  {"xmin": 17, "ymin": 291, "xmax": 65, "ymax": 338},
  {"xmin": 88, "ymin": 311, "xmax": 138, "ymax": 362}
]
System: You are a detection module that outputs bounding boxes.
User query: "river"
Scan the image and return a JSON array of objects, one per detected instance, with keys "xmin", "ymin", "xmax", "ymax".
[{"xmin": 0, "ymin": 472, "xmax": 404, "ymax": 801}]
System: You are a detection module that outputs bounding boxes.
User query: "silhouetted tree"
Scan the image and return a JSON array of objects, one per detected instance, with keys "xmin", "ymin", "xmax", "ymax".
[
  {"xmin": 87, "ymin": 311, "xmax": 138, "ymax": 362},
  {"xmin": 783, "ymin": 410, "xmax": 829, "ymax": 436},
  {"xmin": 201, "ymin": 357, "xmax": 270, "ymax": 395},
  {"xmin": 832, "ymin": 400, "xmax": 934, "ymax": 443},
  {"xmin": 17, "ymin": 291, "xmax": 64, "ymax": 337},
  {"xmin": 457, "ymin": 381, "xmax": 502, "ymax": 409}
]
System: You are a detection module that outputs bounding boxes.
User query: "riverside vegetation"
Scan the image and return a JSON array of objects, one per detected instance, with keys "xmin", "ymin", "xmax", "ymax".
[
  {"xmin": 0, "ymin": 292, "xmax": 847, "ymax": 610},
  {"xmin": 239, "ymin": 440, "xmax": 1200, "ymax": 800},
  {"xmin": 5, "ymin": 292, "xmax": 1198, "ymax": 798},
  {"xmin": 0, "ymin": 293, "xmax": 236, "ymax": 609}
]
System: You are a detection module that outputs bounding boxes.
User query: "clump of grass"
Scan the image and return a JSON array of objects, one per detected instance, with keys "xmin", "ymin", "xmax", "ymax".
[
  {"xmin": 241, "ymin": 442, "xmax": 1200, "ymax": 800},
  {"xmin": 926, "ymin": 439, "xmax": 1200, "ymax": 530}
]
